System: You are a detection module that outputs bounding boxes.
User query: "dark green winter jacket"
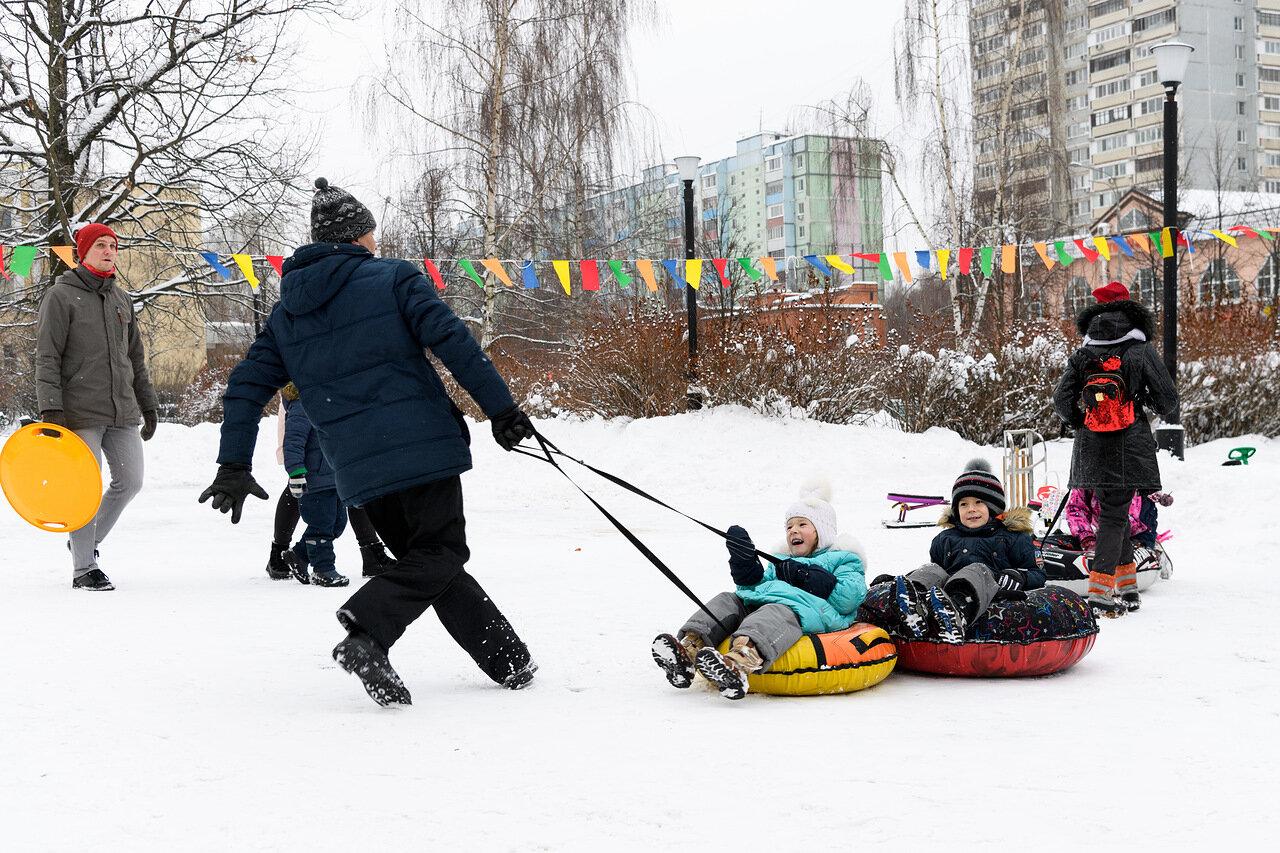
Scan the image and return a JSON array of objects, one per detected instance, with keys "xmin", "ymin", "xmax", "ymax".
[{"xmin": 35, "ymin": 268, "xmax": 158, "ymax": 430}]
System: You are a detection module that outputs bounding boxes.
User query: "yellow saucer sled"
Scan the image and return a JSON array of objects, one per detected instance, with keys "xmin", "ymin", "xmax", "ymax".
[
  {"xmin": 719, "ymin": 622, "xmax": 897, "ymax": 696},
  {"xmin": 0, "ymin": 423, "xmax": 102, "ymax": 532}
]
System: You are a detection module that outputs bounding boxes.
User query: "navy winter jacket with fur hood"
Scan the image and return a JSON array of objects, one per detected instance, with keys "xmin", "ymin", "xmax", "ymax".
[
  {"xmin": 928, "ymin": 506, "xmax": 1044, "ymax": 588},
  {"xmin": 217, "ymin": 243, "xmax": 515, "ymax": 505}
]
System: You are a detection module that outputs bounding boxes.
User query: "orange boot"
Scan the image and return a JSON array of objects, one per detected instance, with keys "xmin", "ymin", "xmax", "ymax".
[
  {"xmin": 1115, "ymin": 562, "xmax": 1140, "ymax": 612},
  {"xmin": 1088, "ymin": 568, "xmax": 1124, "ymax": 618}
]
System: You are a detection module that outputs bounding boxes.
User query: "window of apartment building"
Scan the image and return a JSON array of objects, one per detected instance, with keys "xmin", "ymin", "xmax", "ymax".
[
  {"xmin": 1264, "ymin": 68, "xmax": 1280, "ymax": 84},
  {"xmin": 1138, "ymin": 96, "xmax": 1163, "ymax": 116},
  {"xmin": 1065, "ymin": 69, "xmax": 1083, "ymax": 87},
  {"xmin": 1199, "ymin": 259, "xmax": 1242, "ymax": 302},
  {"xmin": 975, "ymin": 59, "xmax": 1009, "ymax": 80},
  {"xmin": 701, "ymin": 173, "xmax": 717, "ymax": 190},
  {"xmin": 1241, "ymin": 127, "xmax": 1249, "ymax": 143},
  {"xmin": 1135, "ymin": 154, "xmax": 1162, "ymax": 172},
  {"xmin": 972, "ymin": 8, "xmax": 1003, "ymax": 32},
  {"xmin": 796, "ymin": 200, "xmax": 806, "ymax": 217},
  {"xmin": 1239, "ymin": 156, "xmax": 1249, "ymax": 171},
  {"xmin": 730, "ymin": 174, "xmax": 737, "ymax": 185},
  {"xmin": 1017, "ymin": 46, "xmax": 1047, "ymax": 68},
  {"xmin": 1094, "ymin": 78, "xmax": 1130, "ymax": 99},
  {"xmin": 1258, "ymin": 255, "xmax": 1279, "ymax": 299},
  {"xmin": 1094, "ymin": 161, "xmax": 1131, "ymax": 180},
  {"xmin": 1267, "ymin": 180, "xmax": 1280, "ymax": 192},
  {"xmin": 793, "ymin": 154, "xmax": 804, "ymax": 171},
  {"xmin": 977, "ymin": 86, "xmax": 1002, "ymax": 105},
  {"xmin": 1264, "ymin": 96, "xmax": 1280, "ymax": 111},
  {"xmin": 1238, "ymin": 100, "xmax": 1248, "ymax": 115},
  {"xmin": 1022, "ymin": 20, "xmax": 1046, "ymax": 39},
  {"xmin": 1136, "ymin": 69, "xmax": 1158, "ymax": 88},
  {"xmin": 765, "ymin": 180, "xmax": 783, "ymax": 195},
  {"xmin": 1065, "ymin": 276, "xmax": 1092, "ymax": 318},
  {"xmin": 1069, "ymin": 147, "xmax": 1089, "ymax": 164},
  {"xmin": 975, "ymin": 34, "xmax": 1006, "ymax": 53},
  {"xmin": 1132, "ymin": 8, "xmax": 1175, "ymax": 34},
  {"xmin": 1071, "ymin": 172, "xmax": 1089, "ymax": 190},
  {"xmin": 1235, "ymin": 17, "xmax": 1244, "ymax": 31},
  {"xmin": 1066, "ymin": 94, "xmax": 1087, "ymax": 111},
  {"xmin": 1072, "ymin": 199, "xmax": 1092, "ymax": 218},
  {"xmin": 1095, "ymin": 132, "xmax": 1129, "ymax": 152},
  {"xmin": 1095, "ymin": 191, "xmax": 1117, "ymax": 209},
  {"xmin": 767, "ymin": 224, "xmax": 783, "ymax": 240},
  {"xmin": 1013, "ymin": 72, "xmax": 1045, "ymax": 95},
  {"xmin": 1065, "ymin": 42, "xmax": 1086, "ymax": 61},
  {"xmin": 796, "ymin": 177, "xmax": 805, "ymax": 192},
  {"xmin": 1069, "ymin": 121, "xmax": 1090, "ymax": 140},
  {"xmin": 1262, "ymin": 10, "xmax": 1280, "ymax": 27},
  {"xmin": 1066, "ymin": 14, "xmax": 1085, "ymax": 32},
  {"xmin": 1236, "ymin": 44, "xmax": 1246, "ymax": 60},
  {"xmin": 1119, "ymin": 208, "xmax": 1151, "ymax": 230},
  {"xmin": 797, "ymin": 224, "xmax": 807, "ymax": 239},
  {"xmin": 1134, "ymin": 125, "xmax": 1162, "ymax": 145},
  {"xmin": 1238, "ymin": 72, "xmax": 1247, "ymax": 87},
  {"xmin": 1264, "ymin": 40, "xmax": 1280, "ymax": 55},
  {"xmin": 976, "ymin": 162, "xmax": 997, "ymax": 181},
  {"xmin": 1010, "ymin": 99, "xmax": 1048, "ymax": 121},
  {"xmin": 1089, "ymin": 49, "xmax": 1130, "ymax": 74},
  {"xmin": 1088, "ymin": 0, "xmax": 1126, "ymax": 19},
  {"xmin": 1089, "ymin": 23, "xmax": 1129, "ymax": 47},
  {"xmin": 1131, "ymin": 268, "xmax": 1154, "ymax": 303},
  {"xmin": 765, "ymin": 155, "xmax": 782, "ymax": 172},
  {"xmin": 1092, "ymin": 105, "xmax": 1132, "ymax": 126},
  {"xmin": 766, "ymin": 203, "xmax": 784, "ymax": 219},
  {"xmin": 1266, "ymin": 152, "xmax": 1280, "ymax": 167}
]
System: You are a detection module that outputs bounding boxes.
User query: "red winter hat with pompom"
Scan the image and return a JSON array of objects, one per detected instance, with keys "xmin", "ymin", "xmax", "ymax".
[
  {"xmin": 1092, "ymin": 280, "xmax": 1130, "ymax": 303},
  {"xmin": 74, "ymin": 223, "xmax": 118, "ymax": 261}
]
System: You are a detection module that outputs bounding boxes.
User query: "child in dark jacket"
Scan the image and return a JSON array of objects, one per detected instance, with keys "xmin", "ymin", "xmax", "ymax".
[
  {"xmin": 891, "ymin": 458, "xmax": 1042, "ymax": 643},
  {"xmin": 281, "ymin": 382, "xmax": 349, "ymax": 587}
]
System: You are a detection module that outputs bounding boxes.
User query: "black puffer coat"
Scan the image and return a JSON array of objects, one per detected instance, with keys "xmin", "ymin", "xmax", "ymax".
[{"xmin": 1052, "ymin": 300, "xmax": 1178, "ymax": 492}]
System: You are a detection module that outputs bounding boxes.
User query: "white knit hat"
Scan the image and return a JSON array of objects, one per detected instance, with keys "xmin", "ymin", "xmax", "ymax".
[{"xmin": 784, "ymin": 478, "xmax": 837, "ymax": 551}]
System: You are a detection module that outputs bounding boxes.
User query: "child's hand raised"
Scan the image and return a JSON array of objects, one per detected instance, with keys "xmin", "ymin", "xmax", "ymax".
[{"xmin": 726, "ymin": 525, "xmax": 764, "ymax": 587}]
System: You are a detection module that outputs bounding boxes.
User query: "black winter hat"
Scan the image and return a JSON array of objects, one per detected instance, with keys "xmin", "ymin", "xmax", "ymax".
[
  {"xmin": 951, "ymin": 457, "xmax": 1006, "ymax": 517},
  {"xmin": 310, "ymin": 177, "xmax": 377, "ymax": 244}
]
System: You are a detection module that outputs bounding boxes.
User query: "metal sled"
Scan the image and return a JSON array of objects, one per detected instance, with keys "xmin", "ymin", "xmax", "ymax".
[{"xmin": 882, "ymin": 493, "xmax": 946, "ymax": 529}]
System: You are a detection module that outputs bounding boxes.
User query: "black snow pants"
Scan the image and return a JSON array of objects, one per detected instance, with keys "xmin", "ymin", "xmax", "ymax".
[{"xmin": 1093, "ymin": 488, "xmax": 1136, "ymax": 577}]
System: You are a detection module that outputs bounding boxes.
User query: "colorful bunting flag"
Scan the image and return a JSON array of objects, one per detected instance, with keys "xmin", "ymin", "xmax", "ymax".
[
  {"xmin": 892, "ymin": 251, "xmax": 913, "ymax": 283},
  {"xmin": 1000, "ymin": 244, "xmax": 1017, "ymax": 274},
  {"xmin": 1112, "ymin": 235, "xmax": 1134, "ymax": 257},
  {"xmin": 1092, "ymin": 235, "xmax": 1111, "ymax": 261},
  {"xmin": 803, "ymin": 254, "xmax": 834, "ymax": 277},
  {"xmin": 636, "ymin": 259, "xmax": 659, "ymax": 291},
  {"xmin": 482, "ymin": 258, "xmax": 514, "ymax": 287},
  {"xmin": 759, "ymin": 257, "xmax": 779, "ymax": 282},
  {"xmin": 200, "ymin": 252, "xmax": 232, "ymax": 279},
  {"xmin": 1159, "ymin": 228, "xmax": 1174, "ymax": 258},
  {"xmin": 521, "ymin": 260, "xmax": 540, "ymax": 289},
  {"xmin": 580, "ymin": 259, "xmax": 600, "ymax": 291},
  {"xmin": 10, "ymin": 245, "xmax": 37, "ymax": 278},
  {"xmin": 552, "ymin": 259, "xmax": 572, "ymax": 294},
  {"xmin": 736, "ymin": 257, "xmax": 763, "ymax": 281},
  {"xmin": 1073, "ymin": 239, "xmax": 1099, "ymax": 263},
  {"xmin": 978, "ymin": 246, "xmax": 994, "ymax": 278},
  {"xmin": 1175, "ymin": 229, "xmax": 1194, "ymax": 254},
  {"xmin": 711, "ymin": 258, "xmax": 733, "ymax": 288},
  {"xmin": 231, "ymin": 254, "xmax": 259, "ymax": 291},
  {"xmin": 52, "ymin": 246, "xmax": 77, "ymax": 269},
  {"xmin": 1033, "ymin": 242, "xmax": 1055, "ymax": 270},
  {"xmin": 1128, "ymin": 233, "xmax": 1150, "ymax": 253},
  {"xmin": 1229, "ymin": 225, "xmax": 1264, "ymax": 240},
  {"xmin": 0, "ymin": 247, "xmax": 9, "ymax": 280},
  {"xmin": 1210, "ymin": 229, "xmax": 1238, "ymax": 248},
  {"xmin": 266, "ymin": 255, "xmax": 284, "ymax": 277},
  {"xmin": 423, "ymin": 258, "xmax": 446, "ymax": 289},
  {"xmin": 458, "ymin": 258, "xmax": 486, "ymax": 289},
  {"xmin": 825, "ymin": 254, "xmax": 855, "ymax": 274},
  {"xmin": 1053, "ymin": 242, "xmax": 1074, "ymax": 267},
  {"xmin": 875, "ymin": 253, "xmax": 893, "ymax": 282},
  {"xmin": 958, "ymin": 247, "xmax": 974, "ymax": 276},
  {"xmin": 607, "ymin": 260, "xmax": 633, "ymax": 288},
  {"xmin": 661, "ymin": 259, "xmax": 682, "ymax": 288},
  {"xmin": 915, "ymin": 250, "xmax": 931, "ymax": 271},
  {"xmin": 685, "ymin": 258, "xmax": 702, "ymax": 290},
  {"xmin": 937, "ymin": 249, "xmax": 951, "ymax": 279}
]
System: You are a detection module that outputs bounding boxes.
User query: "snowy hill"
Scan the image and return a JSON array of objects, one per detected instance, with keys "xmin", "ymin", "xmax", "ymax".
[{"xmin": 3, "ymin": 409, "xmax": 1276, "ymax": 850}]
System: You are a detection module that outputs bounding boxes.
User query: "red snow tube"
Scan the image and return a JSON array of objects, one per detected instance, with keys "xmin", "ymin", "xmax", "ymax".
[{"xmin": 857, "ymin": 584, "xmax": 1099, "ymax": 678}]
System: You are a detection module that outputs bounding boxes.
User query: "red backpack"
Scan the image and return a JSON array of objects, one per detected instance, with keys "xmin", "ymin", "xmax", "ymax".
[{"xmin": 1081, "ymin": 355, "xmax": 1135, "ymax": 432}]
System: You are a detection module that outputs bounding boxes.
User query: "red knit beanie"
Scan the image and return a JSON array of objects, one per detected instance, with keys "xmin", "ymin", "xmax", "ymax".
[
  {"xmin": 1092, "ymin": 280, "xmax": 1130, "ymax": 303},
  {"xmin": 74, "ymin": 223, "xmax": 118, "ymax": 261}
]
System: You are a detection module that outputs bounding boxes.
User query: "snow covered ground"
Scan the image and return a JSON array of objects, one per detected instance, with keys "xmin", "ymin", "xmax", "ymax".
[{"xmin": 2, "ymin": 409, "xmax": 1276, "ymax": 850}]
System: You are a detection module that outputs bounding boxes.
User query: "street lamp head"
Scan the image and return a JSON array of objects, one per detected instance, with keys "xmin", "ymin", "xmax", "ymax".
[
  {"xmin": 1152, "ymin": 41, "xmax": 1195, "ymax": 88},
  {"xmin": 674, "ymin": 155, "xmax": 701, "ymax": 182}
]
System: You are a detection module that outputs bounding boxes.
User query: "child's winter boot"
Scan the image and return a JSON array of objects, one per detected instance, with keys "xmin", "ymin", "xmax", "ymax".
[
  {"xmin": 927, "ymin": 587, "xmax": 968, "ymax": 644},
  {"xmin": 895, "ymin": 576, "xmax": 929, "ymax": 639},
  {"xmin": 360, "ymin": 542, "xmax": 395, "ymax": 578},
  {"xmin": 1115, "ymin": 562, "xmax": 1140, "ymax": 612},
  {"xmin": 312, "ymin": 568, "xmax": 350, "ymax": 587},
  {"xmin": 694, "ymin": 637, "xmax": 760, "ymax": 700},
  {"xmin": 1087, "ymin": 569, "xmax": 1125, "ymax": 618},
  {"xmin": 304, "ymin": 536, "xmax": 349, "ymax": 587},
  {"xmin": 282, "ymin": 545, "xmax": 311, "ymax": 585},
  {"xmin": 266, "ymin": 541, "xmax": 292, "ymax": 580},
  {"xmin": 651, "ymin": 632, "xmax": 703, "ymax": 689},
  {"xmin": 333, "ymin": 609, "xmax": 411, "ymax": 707}
]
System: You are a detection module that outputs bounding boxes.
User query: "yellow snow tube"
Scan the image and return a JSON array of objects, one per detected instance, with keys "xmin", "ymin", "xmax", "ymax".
[
  {"xmin": 0, "ymin": 422, "xmax": 102, "ymax": 533},
  {"xmin": 718, "ymin": 622, "xmax": 897, "ymax": 696}
]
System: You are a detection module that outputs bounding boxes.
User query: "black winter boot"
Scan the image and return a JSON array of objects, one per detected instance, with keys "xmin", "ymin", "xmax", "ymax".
[
  {"xmin": 266, "ymin": 542, "xmax": 291, "ymax": 580},
  {"xmin": 282, "ymin": 549, "xmax": 310, "ymax": 585},
  {"xmin": 360, "ymin": 542, "xmax": 395, "ymax": 578},
  {"xmin": 72, "ymin": 569, "xmax": 114, "ymax": 591},
  {"xmin": 332, "ymin": 610, "xmax": 411, "ymax": 707}
]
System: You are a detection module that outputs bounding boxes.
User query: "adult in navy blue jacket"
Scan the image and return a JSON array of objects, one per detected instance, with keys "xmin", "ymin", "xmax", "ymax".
[{"xmin": 200, "ymin": 178, "xmax": 536, "ymax": 707}]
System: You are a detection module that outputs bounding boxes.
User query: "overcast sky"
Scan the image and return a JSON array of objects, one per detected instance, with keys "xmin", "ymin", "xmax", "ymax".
[{"xmin": 289, "ymin": 0, "xmax": 914, "ymax": 243}]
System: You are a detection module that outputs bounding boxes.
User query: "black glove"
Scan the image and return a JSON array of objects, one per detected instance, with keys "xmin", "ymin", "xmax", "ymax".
[
  {"xmin": 141, "ymin": 410, "xmax": 157, "ymax": 441},
  {"xmin": 198, "ymin": 463, "xmax": 269, "ymax": 524},
  {"xmin": 40, "ymin": 409, "xmax": 66, "ymax": 427},
  {"xmin": 491, "ymin": 406, "xmax": 534, "ymax": 451},
  {"xmin": 775, "ymin": 559, "xmax": 838, "ymax": 599},
  {"xmin": 996, "ymin": 568, "xmax": 1026, "ymax": 594},
  {"xmin": 726, "ymin": 525, "xmax": 763, "ymax": 587}
]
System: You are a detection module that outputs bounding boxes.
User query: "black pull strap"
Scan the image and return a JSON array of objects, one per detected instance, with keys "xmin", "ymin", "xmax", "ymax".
[{"xmin": 516, "ymin": 431, "xmax": 731, "ymax": 635}]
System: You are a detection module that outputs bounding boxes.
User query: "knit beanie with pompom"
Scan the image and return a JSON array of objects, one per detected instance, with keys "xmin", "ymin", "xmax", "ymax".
[
  {"xmin": 951, "ymin": 457, "xmax": 1006, "ymax": 517},
  {"xmin": 784, "ymin": 478, "xmax": 837, "ymax": 551}
]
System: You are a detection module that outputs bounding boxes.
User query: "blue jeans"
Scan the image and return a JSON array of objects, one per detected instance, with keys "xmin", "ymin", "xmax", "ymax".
[{"xmin": 293, "ymin": 489, "xmax": 347, "ymax": 573}]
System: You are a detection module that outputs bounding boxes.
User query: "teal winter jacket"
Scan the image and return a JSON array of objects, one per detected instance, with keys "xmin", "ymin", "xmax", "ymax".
[{"xmin": 736, "ymin": 534, "xmax": 868, "ymax": 633}]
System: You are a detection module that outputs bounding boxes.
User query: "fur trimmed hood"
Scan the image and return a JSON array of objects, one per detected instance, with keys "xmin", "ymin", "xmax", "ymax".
[
  {"xmin": 770, "ymin": 531, "xmax": 868, "ymax": 572},
  {"xmin": 937, "ymin": 505, "xmax": 1033, "ymax": 534},
  {"xmin": 1075, "ymin": 299, "xmax": 1155, "ymax": 341}
]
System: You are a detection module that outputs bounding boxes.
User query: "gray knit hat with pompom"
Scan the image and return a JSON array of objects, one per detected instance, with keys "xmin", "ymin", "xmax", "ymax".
[{"xmin": 310, "ymin": 177, "xmax": 377, "ymax": 244}]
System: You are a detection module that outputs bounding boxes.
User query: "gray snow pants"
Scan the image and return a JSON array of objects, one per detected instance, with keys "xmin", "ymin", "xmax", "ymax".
[
  {"xmin": 69, "ymin": 426, "xmax": 144, "ymax": 578},
  {"xmin": 906, "ymin": 562, "xmax": 1000, "ymax": 619},
  {"xmin": 679, "ymin": 592, "xmax": 803, "ymax": 670}
]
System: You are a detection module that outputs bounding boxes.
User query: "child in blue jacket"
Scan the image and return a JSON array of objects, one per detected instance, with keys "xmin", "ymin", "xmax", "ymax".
[
  {"xmin": 890, "ymin": 458, "xmax": 1041, "ymax": 643},
  {"xmin": 281, "ymin": 382, "xmax": 349, "ymax": 587},
  {"xmin": 651, "ymin": 481, "xmax": 868, "ymax": 700}
]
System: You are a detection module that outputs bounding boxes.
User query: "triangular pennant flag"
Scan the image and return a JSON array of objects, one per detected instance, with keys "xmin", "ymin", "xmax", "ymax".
[
  {"xmin": 661, "ymin": 259, "xmax": 681, "ymax": 288},
  {"xmin": 736, "ymin": 257, "xmax": 763, "ymax": 281},
  {"xmin": 1128, "ymin": 233, "xmax": 1151, "ymax": 253},
  {"xmin": 1229, "ymin": 224, "xmax": 1263, "ymax": 240},
  {"xmin": 1073, "ymin": 239, "xmax": 1099, "ymax": 263},
  {"xmin": 0, "ymin": 247, "xmax": 9, "ymax": 281},
  {"xmin": 915, "ymin": 250, "xmax": 931, "ymax": 271},
  {"xmin": 851, "ymin": 251, "xmax": 881, "ymax": 265},
  {"xmin": 825, "ymin": 254, "xmax": 855, "ymax": 274},
  {"xmin": 759, "ymin": 257, "xmax": 779, "ymax": 282},
  {"xmin": 579, "ymin": 259, "xmax": 601, "ymax": 291},
  {"xmin": 685, "ymin": 258, "xmax": 702, "ymax": 290},
  {"xmin": 200, "ymin": 251, "xmax": 232, "ymax": 279},
  {"xmin": 1175, "ymin": 230, "xmax": 1194, "ymax": 254},
  {"xmin": 458, "ymin": 258, "xmax": 486, "ymax": 289},
  {"xmin": 1054, "ymin": 241, "xmax": 1075, "ymax": 267},
  {"xmin": 1209, "ymin": 229, "xmax": 1238, "ymax": 248},
  {"xmin": 482, "ymin": 258, "xmax": 514, "ymax": 287},
  {"xmin": 712, "ymin": 258, "xmax": 733, "ymax": 288},
  {"xmin": 876, "ymin": 253, "xmax": 894, "ymax": 282},
  {"xmin": 1000, "ymin": 244, "xmax": 1017, "ymax": 274},
  {"xmin": 1033, "ymin": 242, "xmax": 1055, "ymax": 270},
  {"xmin": 231, "ymin": 254, "xmax": 260, "ymax": 291},
  {"xmin": 1092, "ymin": 235, "xmax": 1111, "ymax": 261},
  {"xmin": 892, "ymin": 251, "xmax": 913, "ymax": 283},
  {"xmin": 1112, "ymin": 235, "xmax": 1134, "ymax": 257},
  {"xmin": 978, "ymin": 246, "xmax": 994, "ymax": 278},
  {"xmin": 803, "ymin": 254, "xmax": 834, "ymax": 277},
  {"xmin": 52, "ymin": 246, "xmax": 78, "ymax": 269},
  {"xmin": 957, "ymin": 247, "xmax": 974, "ymax": 275},
  {"xmin": 607, "ymin": 260, "xmax": 633, "ymax": 288},
  {"xmin": 10, "ymin": 245, "xmax": 37, "ymax": 277},
  {"xmin": 937, "ymin": 249, "xmax": 951, "ymax": 279},
  {"xmin": 266, "ymin": 255, "xmax": 284, "ymax": 276},
  {"xmin": 423, "ymin": 258, "xmax": 446, "ymax": 289},
  {"xmin": 1159, "ymin": 228, "xmax": 1174, "ymax": 258},
  {"xmin": 520, "ymin": 260, "xmax": 540, "ymax": 289},
  {"xmin": 552, "ymin": 259, "xmax": 572, "ymax": 294},
  {"xmin": 1148, "ymin": 231, "xmax": 1164, "ymax": 254},
  {"xmin": 636, "ymin": 259, "xmax": 659, "ymax": 291}
]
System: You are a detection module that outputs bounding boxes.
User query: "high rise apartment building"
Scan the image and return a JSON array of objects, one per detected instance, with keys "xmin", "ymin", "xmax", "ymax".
[{"xmin": 972, "ymin": 0, "xmax": 1280, "ymax": 232}]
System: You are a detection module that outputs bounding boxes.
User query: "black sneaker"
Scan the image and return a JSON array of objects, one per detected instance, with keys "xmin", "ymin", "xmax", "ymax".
[
  {"xmin": 928, "ymin": 587, "xmax": 967, "ymax": 644},
  {"xmin": 332, "ymin": 630, "xmax": 411, "ymax": 707},
  {"xmin": 312, "ymin": 569, "xmax": 350, "ymax": 588},
  {"xmin": 1089, "ymin": 596, "xmax": 1127, "ymax": 619},
  {"xmin": 895, "ymin": 576, "xmax": 929, "ymax": 639},
  {"xmin": 501, "ymin": 660, "xmax": 538, "ymax": 690},
  {"xmin": 266, "ymin": 542, "xmax": 291, "ymax": 580},
  {"xmin": 651, "ymin": 633, "xmax": 696, "ymax": 688},
  {"xmin": 73, "ymin": 569, "xmax": 114, "ymax": 591},
  {"xmin": 694, "ymin": 647, "xmax": 749, "ymax": 700},
  {"xmin": 1120, "ymin": 592, "xmax": 1141, "ymax": 612},
  {"xmin": 282, "ymin": 550, "xmax": 310, "ymax": 585},
  {"xmin": 360, "ymin": 543, "xmax": 395, "ymax": 578}
]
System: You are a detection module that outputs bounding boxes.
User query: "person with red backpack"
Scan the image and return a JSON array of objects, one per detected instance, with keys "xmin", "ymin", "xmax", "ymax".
[{"xmin": 1053, "ymin": 281, "xmax": 1178, "ymax": 618}]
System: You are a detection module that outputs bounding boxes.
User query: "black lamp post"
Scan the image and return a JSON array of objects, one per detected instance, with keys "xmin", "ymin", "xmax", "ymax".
[
  {"xmin": 675, "ymin": 155, "xmax": 702, "ymax": 411},
  {"xmin": 1151, "ymin": 40, "xmax": 1194, "ymax": 461}
]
